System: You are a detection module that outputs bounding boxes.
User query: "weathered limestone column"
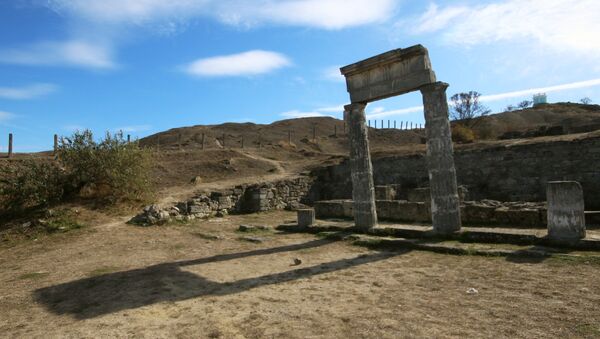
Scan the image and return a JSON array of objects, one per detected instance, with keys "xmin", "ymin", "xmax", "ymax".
[
  {"xmin": 547, "ymin": 181, "xmax": 586, "ymax": 242},
  {"xmin": 345, "ymin": 103, "xmax": 378, "ymax": 230},
  {"xmin": 420, "ymin": 82, "xmax": 461, "ymax": 234}
]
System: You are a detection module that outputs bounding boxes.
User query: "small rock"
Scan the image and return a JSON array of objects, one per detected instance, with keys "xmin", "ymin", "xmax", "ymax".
[
  {"xmin": 291, "ymin": 258, "xmax": 302, "ymax": 266},
  {"xmin": 190, "ymin": 176, "xmax": 203, "ymax": 185},
  {"xmin": 466, "ymin": 288, "xmax": 479, "ymax": 295},
  {"xmin": 21, "ymin": 222, "xmax": 32, "ymax": 229}
]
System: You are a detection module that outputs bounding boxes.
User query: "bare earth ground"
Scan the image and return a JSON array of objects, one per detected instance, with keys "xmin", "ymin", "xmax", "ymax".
[{"xmin": 1, "ymin": 210, "xmax": 599, "ymax": 338}]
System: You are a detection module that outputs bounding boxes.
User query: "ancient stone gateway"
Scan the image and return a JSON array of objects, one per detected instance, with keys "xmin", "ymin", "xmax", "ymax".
[{"xmin": 340, "ymin": 45, "xmax": 461, "ymax": 234}]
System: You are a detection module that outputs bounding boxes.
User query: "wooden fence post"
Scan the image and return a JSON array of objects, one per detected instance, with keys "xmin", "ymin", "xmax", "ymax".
[{"xmin": 53, "ymin": 134, "xmax": 58, "ymax": 154}]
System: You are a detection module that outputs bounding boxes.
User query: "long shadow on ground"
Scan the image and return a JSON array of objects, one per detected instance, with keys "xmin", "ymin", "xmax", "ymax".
[{"xmin": 34, "ymin": 238, "xmax": 408, "ymax": 319}]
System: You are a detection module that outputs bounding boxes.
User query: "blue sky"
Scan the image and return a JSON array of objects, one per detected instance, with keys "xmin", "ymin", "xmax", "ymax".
[{"xmin": 1, "ymin": 0, "xmax": 599, "ymax": 152}]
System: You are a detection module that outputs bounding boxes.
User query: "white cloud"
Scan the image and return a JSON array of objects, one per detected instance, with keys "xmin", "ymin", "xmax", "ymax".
[
  {"xmin": 0, "ymin": 83, "xmax": 58, "ymax": 100},
  {"xmin": 47, "ymin": 0, "xmax": 397, "ymax": 30},
  {"xmin": 367, "ymin": 105, "xmax": 423, "ymax": 119},
  {"xmin": 367, "ymin": 78, "xmax": 600, "ymax": 118},
  {"xmin": 323, "ymin": 66, "xmax": 345, "ymax": 82},
  {"xmin": 316, "ymin": 105, "xmax": 345, "ymax": 113},
  {"xmin": 114, "ymin": 125, "xmax": 152, "ymax": 133},
  {"xmin": 0, "ymin": 111, "xmax": 16, "ymax": 123},
  {"xmin": 184, "ymin": 50, "xmax": 291, "ymax": 77},
  {"xmin": 480, "ymin": 78, "xmax": 600, "ymax": 102},
  {"xmin": 0, "ymin": 40, "xmax": 116, "ymax": 69},
  {"xmin": 280, "ymin": 110, "xmax": 328, "ymax": 118},
  {"xmin": 405, "ymin": 0, "xmax": 600, "ymax": 55}
]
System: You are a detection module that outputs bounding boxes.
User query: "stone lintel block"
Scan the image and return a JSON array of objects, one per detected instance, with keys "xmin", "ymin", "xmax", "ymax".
[
  {"xmin": 547, "ymin": 181, "xmax": 586, "ymax": 241},
  {"xmin": 340, "ymin": 45, "xmax": 436, "ymax": 103},
  {"xmin": 297, "ymin": 208, "xmax": 316, "ymax": 228}
]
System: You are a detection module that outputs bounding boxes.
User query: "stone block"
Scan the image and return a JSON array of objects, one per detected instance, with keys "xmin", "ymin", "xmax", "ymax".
[
  {"xmin": 407, "ymin": 188, "xmax": 431, "ymax": 203},
  {"xmin": 297, "ymin": 208, "xmax": 316, "ymax": 228},
  {"xmin": 375, "ymin": 185, "xmax": 394, "ymax": 200},
  {"xmin": 340, "ymin": 45, "xmax": 436, "ymax": 103},
  {"xmin": 547, "ymin": 181, "xmax": 586, "ymax": 242}
]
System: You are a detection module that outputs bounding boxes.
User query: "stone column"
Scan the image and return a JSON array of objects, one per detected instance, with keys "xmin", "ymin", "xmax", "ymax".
[
  {"xmin": 547, "ymin": 181, "xmax": 586, "ymax": 242},
  {"xmin": 345, "ymin": 103, "xmax": 378, "ymax": 230},
  {"xmin": 420, "ymin": 82, "xmax": 461, "ymax": 234}
]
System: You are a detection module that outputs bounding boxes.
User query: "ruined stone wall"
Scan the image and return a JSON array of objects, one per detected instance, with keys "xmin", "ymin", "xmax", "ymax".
[
  {"xmin": 131, "ymin": 176, "xmax": 316, "ymax": 225},
  {"xmin": 312, "ymin": 135, "xmax": 600, "ymax": 210}
]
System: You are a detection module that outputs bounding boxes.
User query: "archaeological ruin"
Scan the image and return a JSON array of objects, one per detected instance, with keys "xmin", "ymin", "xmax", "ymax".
[{"xmin": 340, "ymin": 45, "xmax": 461, "ymax": 234}]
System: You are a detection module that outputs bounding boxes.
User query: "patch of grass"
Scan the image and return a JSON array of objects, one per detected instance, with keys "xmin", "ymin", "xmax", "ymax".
[
  {"xmin": 573, "ymin": 323, "xmax": 600, "ymax": 336},
  {"xmin": 87, "ymin": 266, "xmax": 120, "ymax": 277},
  {"xmin": 44, "ymin": 211, "xmax": 84, "ymax": 233},
  {"xmin": 18, "ymin": 272, "xmax": 49, "ymax": 280},
  {"xmin": 549, "ymin": 254, "xmax": 600, "ymax": 266},
  {"xmin": 315, "ymin": 231, "xmax": 348, "ymax": 240}
]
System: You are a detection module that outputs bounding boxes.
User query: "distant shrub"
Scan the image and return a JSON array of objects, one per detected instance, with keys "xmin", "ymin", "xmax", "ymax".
[
  {"xmin": 58, "ymin": 130, "xmax": 153, "ymax": 204},
  {"xmin": 0, "ymin": 160, "xmax": 65, "ymax": 215},
  {"xmin": 452, "ymin": 124, "xmax": 475, "ymax": 143}
]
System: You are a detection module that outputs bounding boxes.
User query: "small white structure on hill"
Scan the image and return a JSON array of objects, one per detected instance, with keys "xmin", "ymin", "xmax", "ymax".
[{"xmin": 533, "ymin": 93, "xmax": 547, "ymax": 106}]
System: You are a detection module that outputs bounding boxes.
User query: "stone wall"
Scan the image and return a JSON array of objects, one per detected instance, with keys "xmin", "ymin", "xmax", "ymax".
[
  {"xmin": 130, "ymin": 176, "xmax": 316, "ymax": 225},
  {"xmin": 311, "ymin": 134, "xmax": 600, "ymax": 210},
  {"xmin": 315, "ymin": 199, "xmax": 548, "ymax": 227}
]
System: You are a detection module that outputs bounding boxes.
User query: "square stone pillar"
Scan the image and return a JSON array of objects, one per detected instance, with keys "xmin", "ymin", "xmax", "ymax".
[
  {"xmin": 420, "ymin": 82, "xmax": 461, "ymax": 234},
  {"xmin": 547, "ymin": 181, "xmax": 586, "ymax": 242},
  {"xmin": 345, "ymin": 103, "xmax": 378, "ymax": 230},
  {"xmin": 297, "ymin": 208, "xmax": 316, "ymax": 228}
]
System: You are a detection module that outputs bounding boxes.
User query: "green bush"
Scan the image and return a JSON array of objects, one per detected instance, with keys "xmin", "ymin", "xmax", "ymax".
[
  {"xmin": 452, "ymin": 123, "xmax": 475, "ymax": 143},
  {"xmin": 58, "ymin": 130, "xmax": 153, "ymax": 203},
  {"xmin": 0, "ymin": 160, "xmax": 64, "ymax": 214}
]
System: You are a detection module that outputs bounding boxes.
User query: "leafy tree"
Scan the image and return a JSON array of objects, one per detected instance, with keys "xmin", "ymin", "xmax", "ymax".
[
  {"xmin": 449, "ymin": 91, "xmax": 491, "ymax": 126},
  {"xmin": 505, "ymin": 104, "xmax": 516, "ymax": 112},
  {"xmin": 580, "ymin": 97, "xmax": 592, "ymax": 104}
]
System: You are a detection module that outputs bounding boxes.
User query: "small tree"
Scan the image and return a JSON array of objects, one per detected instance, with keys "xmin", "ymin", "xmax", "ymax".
[
  {"xmin": 449, "ymin": 91, "xmax": 491, "ymax": 126},
  {"xmin": 580, "ymin": 97, "xmax": 592, "ymax": 104},
  {"xmin": 505, "ymin": 104, "xmax": 516, "ymax": 112},
  {"xmin": 518, "ymin": 100, "xmax": 532, "ymax": 109}
]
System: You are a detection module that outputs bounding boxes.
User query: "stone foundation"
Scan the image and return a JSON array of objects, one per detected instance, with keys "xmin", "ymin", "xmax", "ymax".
[{"xmin": 315, "ymin": 199, "xmax": 549, "ymax": 227}]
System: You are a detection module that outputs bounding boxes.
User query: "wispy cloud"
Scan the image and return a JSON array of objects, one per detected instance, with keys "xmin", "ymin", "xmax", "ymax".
[
  {"xmin": 0, "ymin": 40, "xmax": 116, "ymax": 69},
  {"xmin": 46, "ymin": 0, "xmax": 397, "ymax": 30},
  {"xmin": 114, "ymin": 125, "xmax": 152, "ymax": 133},
  {"xmin": 480, "ymin": 78, "xmax": 600, "ymax": 102},
  {"xmin": 368, "ymin": 78, "xmax": 600, "ymax": 118},
  {"xmin": 403, "ymin": 0, "xmax": 600, "ymax": 56},
  {"xmin": 0, "ymin": 110, "xmax": 16, "ymax": 123},
  {"xmin": 280, "ymin": 110, "xmax": 328, "ymax": 119},
  {"xmin": 322, "ymin": 65, "xmax": 345, "ymax": 82},
  {"xmin": 184, "ymin": 50, "xmax": 291, "ymax": 77},
  {"xmin": 0, "ymin": 83, "xmax": 58, "ymax": 100}
]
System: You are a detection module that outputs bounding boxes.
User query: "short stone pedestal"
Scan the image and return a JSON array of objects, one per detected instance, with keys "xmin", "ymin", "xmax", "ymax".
[
  {"xmin": 375, "ymin": 186, "xmax": 394, "ymax": 201},
  {"xmin": 297, "ymin": 208, "xmax": 316, "ymax": 228},
  {"xmin": 547, "ymin": 181, "xmax": 586, "ymax": 242}
]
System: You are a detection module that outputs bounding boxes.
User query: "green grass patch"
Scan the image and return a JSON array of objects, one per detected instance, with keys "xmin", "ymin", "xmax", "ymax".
[
  {"xmin": 548, "ymin": 254, "xmax": 600, "ymax": 266},
  {"xmin": 573, "ymin": 323, "xmax": 600, "ymax": 336}
]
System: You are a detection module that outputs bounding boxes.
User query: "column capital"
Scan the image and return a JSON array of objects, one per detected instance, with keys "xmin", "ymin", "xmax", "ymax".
[
  {"xmin": 420, "ymin": 81, "xmax": 449, "ymax": 94},
  {"xmin": 344, "ymin": 102, "xmax": 367, "ymax": 112}
]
